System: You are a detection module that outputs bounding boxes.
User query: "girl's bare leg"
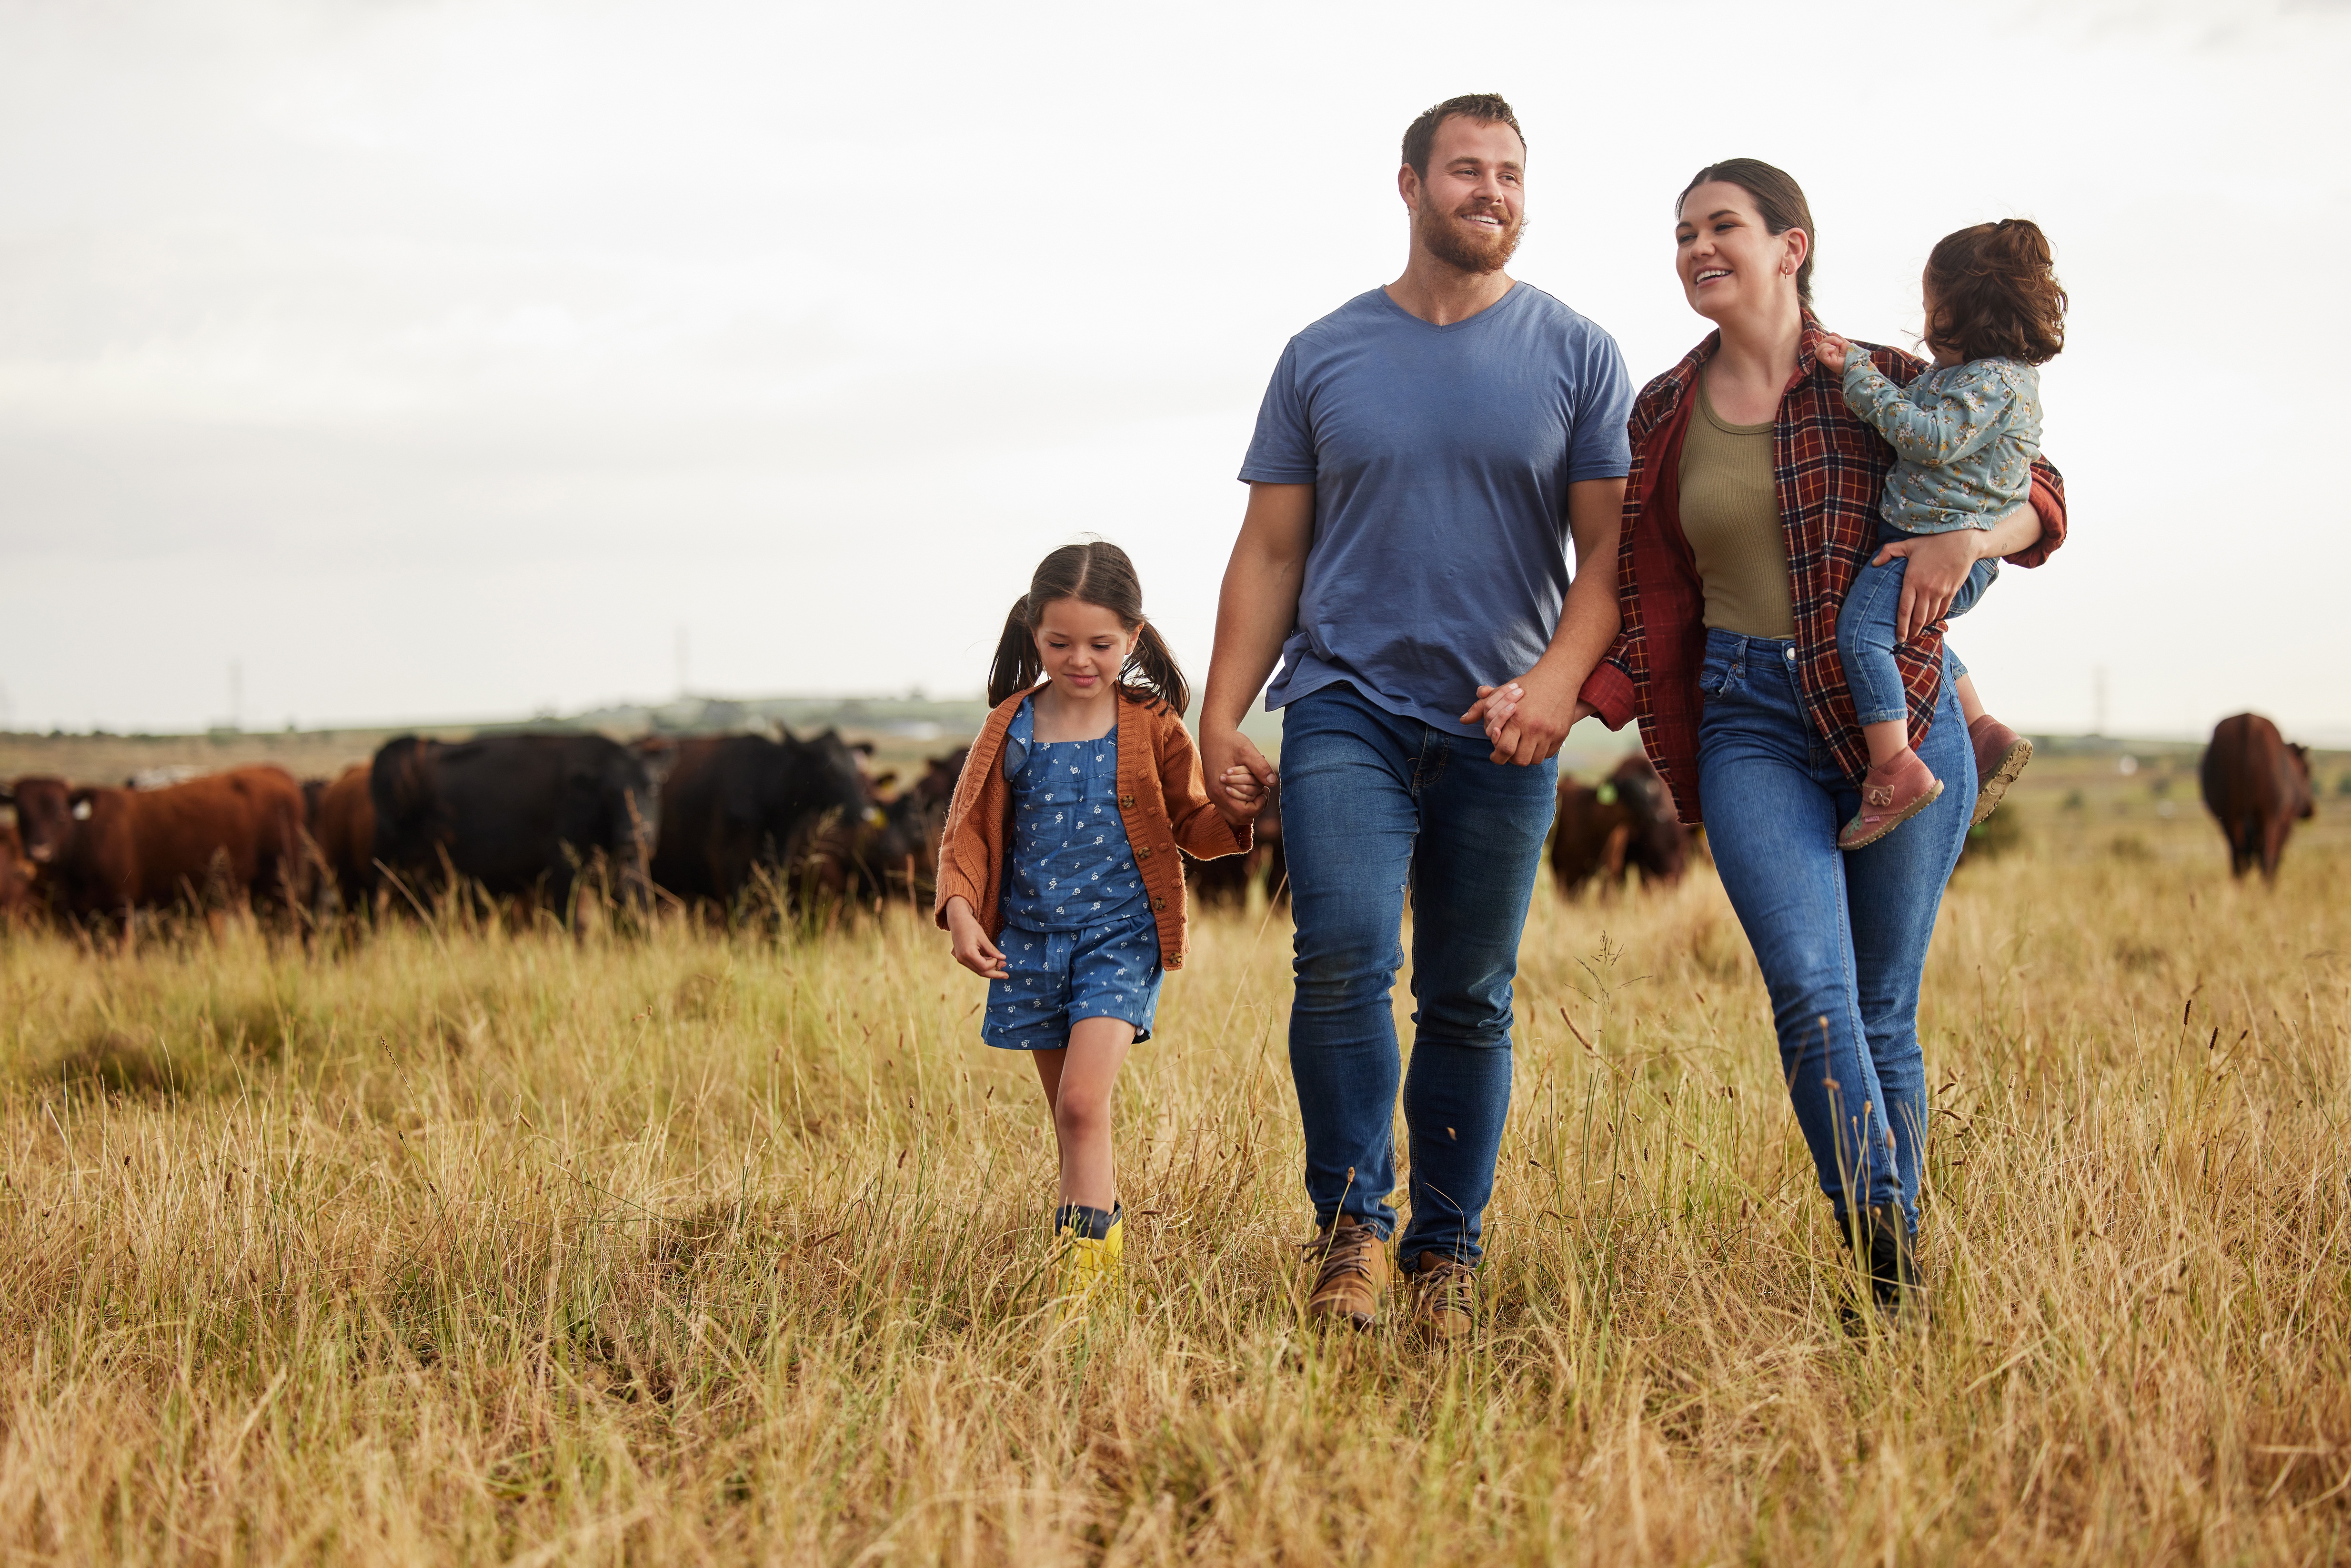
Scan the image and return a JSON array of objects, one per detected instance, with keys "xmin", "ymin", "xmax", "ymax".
[
  {"xmin": 1027, "ymin": 1016, "xmax": 1135, "ymax": 1210},
  {"xmin": 1953, "ymin": 673, "xmax": 1988, "ymax": 726}
]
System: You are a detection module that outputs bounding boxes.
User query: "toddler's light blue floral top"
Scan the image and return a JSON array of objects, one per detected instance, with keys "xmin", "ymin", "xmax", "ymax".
[
  {"xmin": 1842, "ymin": 355, "xmax": 2041, "ymax": 536},
  {"xmin": 998, "ymin": 696, "xmax": 1146, "ymax": 931}
]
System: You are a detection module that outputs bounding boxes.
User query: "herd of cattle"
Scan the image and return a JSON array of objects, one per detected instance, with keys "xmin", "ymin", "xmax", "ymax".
[
  {"xmin": 0, "ymin": 711, "xmax": 2325, "ymax": 933},
  {"xmin": 0, "ymin": 729, "xmax": 944, "ymax": 931}
]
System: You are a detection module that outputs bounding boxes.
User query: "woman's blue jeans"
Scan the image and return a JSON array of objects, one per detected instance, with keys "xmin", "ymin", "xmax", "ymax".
[
  {"xmin": 1279, "ymin": 681, "xmax": 1557, "ymax": 1268},
  {"xmin": 1695, "ymin": 629, "xmax": 1971, "ymax": 1230}
]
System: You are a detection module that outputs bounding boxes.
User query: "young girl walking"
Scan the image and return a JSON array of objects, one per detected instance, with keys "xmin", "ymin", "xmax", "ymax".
[
  {"xmin": 1816, "ymin": 218, "xmax": 2068, "ymax": 848},
  {"xmin": 934, "ymin": 541, "xmax": 1259, "ymax": 1305}
]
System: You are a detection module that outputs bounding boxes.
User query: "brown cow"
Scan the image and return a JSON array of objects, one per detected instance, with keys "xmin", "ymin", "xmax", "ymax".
[
  {"xmin": 310, "ymin": 764, "xmax": 377, "ymax": 912},
  {"xmin": 1551, "ymin": 752, "xmax": 1688, "ymax": 896},
  {"xmin": 0, "ymin": 821, "xmax": 38, "ymax": 925},
  {"xmin": 3, "ymin": 766, "xmax": 310, "ymax": 927},
  {"xmin": 2200, "ymin": 712, "xmax": 2314, "ymax": 881}
]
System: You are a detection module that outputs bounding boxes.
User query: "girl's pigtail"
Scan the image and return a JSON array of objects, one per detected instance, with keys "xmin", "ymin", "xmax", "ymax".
[
  {"xmin": 1121, "ymin": 622, "xmax": 1190, "ymax": 715},
  {"xmin": 987, "ymin": 599, "xmax": 1040, "ymax": 707}
]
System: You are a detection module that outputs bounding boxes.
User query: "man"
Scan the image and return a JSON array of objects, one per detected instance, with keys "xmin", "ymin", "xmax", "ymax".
[{"xmin": 1198, "ymin": 94, "xmax": 1632, "ymax": 1341}]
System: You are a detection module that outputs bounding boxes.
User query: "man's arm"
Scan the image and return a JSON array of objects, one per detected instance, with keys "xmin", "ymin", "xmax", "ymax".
[
  {"xmin": 1460, "ymin": 476, "xmax": 1626, "ymax": 765},
  {"xmin": 1198, "ymin": 481, "xmax": 1314, "ymax": 814}
]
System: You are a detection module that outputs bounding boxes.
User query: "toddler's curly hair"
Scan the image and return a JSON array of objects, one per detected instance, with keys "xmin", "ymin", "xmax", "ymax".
[{"xmin": 1924, "ymin": 219, "xmax": 2067, "ymax": 366}]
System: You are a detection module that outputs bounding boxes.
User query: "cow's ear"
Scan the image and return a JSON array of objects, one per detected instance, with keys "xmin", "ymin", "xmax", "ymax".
[
  {"xmin": 851, "ymin": 740, "xmax": 876, "ymax": 759},
  {"xmin": 0, "ymin": 783, "xmax": 12, "ymax": 806}
]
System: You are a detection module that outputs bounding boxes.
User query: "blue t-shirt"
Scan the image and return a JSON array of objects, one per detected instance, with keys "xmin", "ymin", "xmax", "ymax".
[{"xmin": 1237, "ymin": 282, "xmax": 1635, "ymax": 737}]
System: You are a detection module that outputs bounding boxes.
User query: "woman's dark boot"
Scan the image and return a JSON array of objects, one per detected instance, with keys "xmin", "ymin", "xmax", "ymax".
[{"xmin": 1863, "ymin": 1205, "xmax": 1927, "ymax": 1324}]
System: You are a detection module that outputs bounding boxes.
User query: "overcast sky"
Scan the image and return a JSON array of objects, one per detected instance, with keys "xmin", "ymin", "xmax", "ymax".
[{"xmin": 2, "ymin": 0, "xmax": 2344, "ymax": 740}]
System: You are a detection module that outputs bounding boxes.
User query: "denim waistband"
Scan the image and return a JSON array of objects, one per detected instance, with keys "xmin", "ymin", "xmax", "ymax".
[{"xmin": 1703, "ymin": 627, "xmax": 1797, "ymax": 662}]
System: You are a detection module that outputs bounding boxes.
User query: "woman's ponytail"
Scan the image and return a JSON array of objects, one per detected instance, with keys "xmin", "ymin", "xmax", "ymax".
[
  {"xmin": 1121, "ymin": 622, "xmax": 1189, "ymax": 715},
  {"xmin": 987, "ymin": 598, "xmax": 1040, "ymax": 707}
]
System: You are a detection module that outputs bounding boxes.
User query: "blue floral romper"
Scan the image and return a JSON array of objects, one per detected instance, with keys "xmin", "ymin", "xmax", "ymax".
[{"xmin": 981, "ymin": 696, "xmax": 1165, "ymax": 1050}]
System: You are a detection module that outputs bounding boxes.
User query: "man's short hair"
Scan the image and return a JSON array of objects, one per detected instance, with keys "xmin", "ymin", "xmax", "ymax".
[{"xmin": 1401, "ymin": 94, "xmax": 1524, "ymax": 181}]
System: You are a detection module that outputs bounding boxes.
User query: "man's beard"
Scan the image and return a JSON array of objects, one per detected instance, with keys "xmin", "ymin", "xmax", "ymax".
[{"xmin": 1415, "ymin": 193, "xmax": 1523, "ymax": 274}]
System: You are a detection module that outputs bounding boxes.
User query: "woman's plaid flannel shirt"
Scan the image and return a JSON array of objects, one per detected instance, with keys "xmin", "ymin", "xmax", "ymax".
[{"xmin": 1577, "ymin": 315, "xmax": 2068, "ymax": 826}]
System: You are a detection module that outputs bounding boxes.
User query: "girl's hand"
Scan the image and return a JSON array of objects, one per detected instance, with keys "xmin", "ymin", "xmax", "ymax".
[
  {"xmin": 1468, "ymin": 682, "xmax": 1524, "ymax": 748},
  {"xmin": 1215, "ymin": 765, "xmax": 1265, "ymax": 824},
  {"xmin": 1872, "ymin": 529, "xmax": 1984, "ymax": 642},
  {"xmin": 1815, "ymin": 332, "xmax": 1854, "ymax": 373},
  {"xmin": 944, "ymin": 897, "xmax": 1009, "ymax": 980}
]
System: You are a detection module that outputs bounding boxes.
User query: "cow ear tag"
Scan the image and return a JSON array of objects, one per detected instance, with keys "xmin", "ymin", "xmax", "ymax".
[{"xmin": 1596, "ymin": 783, "xmax": 1618, "ymax": 806}]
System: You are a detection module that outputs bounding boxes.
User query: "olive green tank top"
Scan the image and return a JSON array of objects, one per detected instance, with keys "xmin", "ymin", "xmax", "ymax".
[{"xmin": 1678, "ymin": 374, "xmax": 1796, "ymax": 639}]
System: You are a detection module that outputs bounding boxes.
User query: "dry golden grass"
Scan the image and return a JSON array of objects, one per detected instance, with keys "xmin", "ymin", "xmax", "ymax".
[{"xmin": 0, "ymin": 763, "xmax": 2345, "ymax": 1564}]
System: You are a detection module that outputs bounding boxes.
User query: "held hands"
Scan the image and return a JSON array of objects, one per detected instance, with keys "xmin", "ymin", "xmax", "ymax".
[
  {"xmin": 1814, "ymin": 331, "xmax": 1855, "ymax": 373},
  {"xmin": 1217, "ymin": 765, "xmax": 1267, "ymax": 823},
  {"xmin": 1872, "ymin": 528, "xmax": 1988, "ymax": 642},
  {"xmin": 1461, "ymin": 664, "xmax": 1592, "ymax": 766},
  {"xmin": 1201, "ymin": 722, "xmax": 1277, "ymax": 828},
  {"xmin": 943, "ymin": 896, "xmax": 1008, "ymax": 980}
]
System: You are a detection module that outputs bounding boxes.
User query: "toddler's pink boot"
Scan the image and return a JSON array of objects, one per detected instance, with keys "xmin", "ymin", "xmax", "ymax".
[
  {"xmin": 1839, "ymin": 749, "xmax": 1944, "ymax": 850},
  {"xmin": 1967, "ymin": 715, "xmax": 2032, "ymax": 826}
]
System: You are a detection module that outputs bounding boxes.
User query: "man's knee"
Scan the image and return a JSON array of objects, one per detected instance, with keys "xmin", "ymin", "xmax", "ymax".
[{"xmin": 1291, "ymin": 922, "xmax": 1403, "ymax": 1007}]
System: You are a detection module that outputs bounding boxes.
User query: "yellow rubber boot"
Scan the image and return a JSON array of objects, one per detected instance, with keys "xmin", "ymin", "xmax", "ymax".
[{"xmin": 1052, "ymin": 1204, "xmax": 1124, "ymax": 1307}]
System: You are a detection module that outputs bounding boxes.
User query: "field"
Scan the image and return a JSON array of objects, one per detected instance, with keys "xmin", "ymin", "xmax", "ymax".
[{"xmin": 1, "ymin": 740, "xmax": 2347, "ymax": 1564}]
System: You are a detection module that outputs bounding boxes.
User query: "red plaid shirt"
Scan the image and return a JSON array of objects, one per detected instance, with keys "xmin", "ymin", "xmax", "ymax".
[{"xmin": 1578, "ymin": 314, "xmax": 2068, "ymax": 825}]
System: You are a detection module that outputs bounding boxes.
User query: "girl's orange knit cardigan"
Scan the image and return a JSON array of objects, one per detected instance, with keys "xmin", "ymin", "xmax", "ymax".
[{"xmin": 932, "ymin": 687, "xmax": 1249, "ymax": 971}]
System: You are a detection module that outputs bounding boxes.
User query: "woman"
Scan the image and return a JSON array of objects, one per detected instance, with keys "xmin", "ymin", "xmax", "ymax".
[{"xmin": 1572, "ymin": 160, "xmax": 2064, "ymax": 1318}]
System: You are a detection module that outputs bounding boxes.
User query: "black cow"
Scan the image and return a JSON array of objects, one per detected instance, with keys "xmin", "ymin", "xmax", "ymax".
[
  {"xmin": 647, "ymin": 729, "xmax": 873, "ymax": 911},
  {"xmin": 370, "ymin": 734, "xmax": 656, "ymax": 918},
  {"xmin": 1184, "ymin": 779, "xmax": 1285, "ymax": 911}
]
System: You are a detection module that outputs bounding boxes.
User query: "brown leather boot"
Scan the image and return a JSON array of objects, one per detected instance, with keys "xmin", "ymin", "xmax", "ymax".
[
  {"xmin": 1839, "ymin": 748, "xmax": 1944, "ymax": 851},
  {"xmin": 1967, "ymin": 715, "xmax": 2032, "ymax": 826},
  {"xmin": 1302, "ymin": 1216, "xmax": 1388, "ymax": 1329},
  {"xmin": 1404, "ymin": 1251, "xmax": 1477, "ymax": 1345}
]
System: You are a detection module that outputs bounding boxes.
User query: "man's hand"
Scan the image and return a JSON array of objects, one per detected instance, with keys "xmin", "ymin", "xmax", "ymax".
[
  {"xmin": 1872, "ymin": 528, "xmax": 1986, "ymax": 642},
  {"xmin": 943, "ymin": 896, "xmax": 1008, "ymax": 980},
  {"xmin": 1460, "ymin": 663, "xmax": 1589, "ymax": 766},
  {"xmin": 1202, "ymin": 722, "xmax": 1277, "ymax": 821},
  {"xmin": 1815, "ymin": 331, "xmax": 1854, "ymax": 373}
]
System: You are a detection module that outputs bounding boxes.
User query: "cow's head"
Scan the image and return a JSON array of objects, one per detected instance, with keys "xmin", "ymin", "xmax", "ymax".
[
  {"xmin": 4, "ymin": 777, "xmax": 89, "ymax": 864},
  {"xmin": 802, "ymin": 728, "xmax": 885, "ymax": 828},
  {"xmin": 2290, "ymin": 743, "xmax": 2316, "ymax": 819}
]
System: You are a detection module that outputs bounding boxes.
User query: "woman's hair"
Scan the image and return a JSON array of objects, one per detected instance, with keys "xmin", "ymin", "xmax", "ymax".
[
  {"xmin": 1677, "ymin": 159, "xmax": 1817, "ymax": 305},
  {"xmin": 986, "ymin": 540, "xmax": 1189, "ymax": 712},
  {"xmin": 1923, "ymin": 219, "xmax": 2067, "ymax": 366}
]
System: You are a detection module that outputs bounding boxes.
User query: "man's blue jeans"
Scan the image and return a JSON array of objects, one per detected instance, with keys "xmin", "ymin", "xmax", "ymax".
[
  {"xmin": 1695, "ymin": 629, "xmax": 1971, "ymax": 1230},
  {"xmin": 1279, "ymin": 682, "xmax": 1556, "ymax": 1268}
]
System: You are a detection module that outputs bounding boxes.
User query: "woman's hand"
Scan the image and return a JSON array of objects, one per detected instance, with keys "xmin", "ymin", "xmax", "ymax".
[
  {"xmin": 943, "ymin": 896, "xmax": 1008, "ymax": 980},
  {"xmin": 1871, "ymin": 529, "xmax": 1985, "ymax": 642},
  {"xmin": 1465, "ymin": 677, "xmax": 1594, "ymax": 763},
  {"xmin": 1814, "ymin": 331, "xmax": 1854, "ymax": 373}
]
